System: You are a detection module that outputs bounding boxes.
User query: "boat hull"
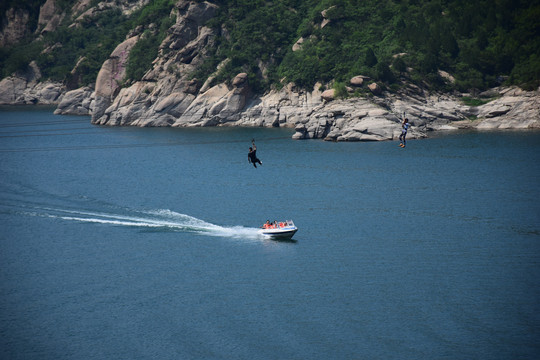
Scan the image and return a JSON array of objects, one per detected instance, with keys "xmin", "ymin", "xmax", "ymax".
[{"xmin": 259, "ymin": 227, "xmax": 298, "ymax": 240}]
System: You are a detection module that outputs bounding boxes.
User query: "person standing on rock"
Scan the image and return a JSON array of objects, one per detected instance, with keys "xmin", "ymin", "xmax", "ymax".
[
  {"xmin": 248, "ymin": 139, "xmax": 262, "ymax": 168},
  {"xmin": 399, "ymin": 117, "xmax": 410, "ymax": 148}
]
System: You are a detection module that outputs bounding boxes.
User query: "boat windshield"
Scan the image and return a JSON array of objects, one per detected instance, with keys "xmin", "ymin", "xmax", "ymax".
[{"xmin": 262, "ymin": 220, "xmax": 295, "ymax": 229}]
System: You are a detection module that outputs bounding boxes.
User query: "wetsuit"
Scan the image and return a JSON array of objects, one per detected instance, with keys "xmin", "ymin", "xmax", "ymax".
[
  {"xmin": 248, "ymin": 147, "xmax": 262, "ymax": 168},
  {"xmin": 399, "ymin": 122, "xmax": 410, "ymax": 146}
]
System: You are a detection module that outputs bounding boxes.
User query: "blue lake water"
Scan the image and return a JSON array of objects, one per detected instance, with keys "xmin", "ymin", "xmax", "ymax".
[{"xmin": 1, "ymin": 106, "xmax": 539, "ymax": 359}]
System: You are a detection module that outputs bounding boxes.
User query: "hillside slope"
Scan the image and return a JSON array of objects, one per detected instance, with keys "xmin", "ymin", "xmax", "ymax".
[
  {"xmin": 0, "ymin": 0, "xmax": 538, "ymax": 140},
  {"xmin": 2, "ymin": 0, "xmax": 539, "ymax": 91}
]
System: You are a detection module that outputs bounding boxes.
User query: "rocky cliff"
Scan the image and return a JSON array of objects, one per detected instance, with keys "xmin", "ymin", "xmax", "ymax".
[
  {"xmin": 0, "ymin": 7, "xmax": 31, "ymax": 47},
  {"xmin": 2, "ymin": 0, "xmax": 539, "ymax": 142},
  {"xmin": 0, "ymin": 61, "xmax": 65, "ymax": 104}
]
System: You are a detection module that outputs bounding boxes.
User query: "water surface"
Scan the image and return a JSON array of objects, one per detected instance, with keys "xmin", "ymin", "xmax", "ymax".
[{"xmin": 1, "ymin": 106, "xmax": 539, "ymax": 359}]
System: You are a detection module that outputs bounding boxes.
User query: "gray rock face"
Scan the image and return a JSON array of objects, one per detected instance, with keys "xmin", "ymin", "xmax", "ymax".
[
  {"xmin": 54, "ymin": 87, "xmax": 94, "ymax": 115},
  {"xmin": 72, "ymin": 0, "xmax": 150, "ymax": 22},
  {"xmin": 291, "ymin": 97, "xmax": 425, "ymax": 141},
  {"xmin": 474, "ymin": 87, "xmax": 540, "ymax": 129},
  {"xmin": 0, "ymin": 8, "xmax": 30, "ymax": 47},
  {"xmin": 0, "ymin": 76, "xmax": 29, "ymax": 104},
  {"xmin": 91, "ymin": 0, "xmax": 220, "ymax": 125},
  {"xmin": 38, "ymin": 0, "xmax": 65, "ymax": 35},
  {"xmin": 31, "ymin": 82, "xmax": 65, "ymax": 104},
  {"xmin": 444, "ymin": 87, "xmax": 540, "ymax": 130},
  {"xmin": 92, "ymin": 36, "xmax": 139, "ymax": 121},
  {"xmin": 0, "ymin": 62, "xmax": 65, "ymax": 105},
  {"xmin": 89, "ymin": 63, "xmax": 540, "ymax": 141}
]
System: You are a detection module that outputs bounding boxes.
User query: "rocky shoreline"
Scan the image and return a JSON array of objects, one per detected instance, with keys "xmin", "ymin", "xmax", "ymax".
[
  {"xmin": 2, "ymin": 67, "xmax": 537, "ymax": 143},
  {"xmin": 0, "ymin": 0, "xmax": 538, "ymax": 141}
]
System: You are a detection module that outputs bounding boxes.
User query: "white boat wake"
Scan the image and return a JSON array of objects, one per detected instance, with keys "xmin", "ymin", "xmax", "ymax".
[
  {"xmin": 15, "ymin": 205, "xmax": 263, "ymax": 240},
  {"xmin": 0, "ymin": 184, "xmax": 270, "ymax": 241}
]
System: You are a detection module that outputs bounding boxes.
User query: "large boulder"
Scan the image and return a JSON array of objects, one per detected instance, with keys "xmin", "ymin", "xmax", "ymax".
[
  {"xmin": 32, "ymin": 82, "xmax": 64, "ymax": 104},
  {"xmin": 232, "ymin": 72, "xmax": 248, "ymax": 87},
  {"xmin": 55, "ymin": 87, "xmax": 94, "ymax": 115},
  {"xmin": 292, "ymin": 37, "xmax": 305, "ymax": 52},
  {"xmin": 320, "ymin": 6, "xmax": 337, "ymax": 28},
  {"xmin": 0, "ymin": 61, "xmax": 42, "ymax": 104},
  {"xmin": 71, "ymin": 0, "xmax": 93, "ymax": 16},
  {"xmin": 321, "ymin": 89, "xmax": 335, "ymax": 101},
  {"xmin": 164, "ymin": 1, "xmax": 218, "ymax": 50},
  {"xmin": 350, "ymin": 76, "xmax": 365, "ymax": 87},
  {"xmin": 172, "ymin": 83, "xmax": 229, "ymax": 126},
  {"xmin": 38, "ymin": 0, "xmax": 65, "ymax": 34},
  {"xmin": 95, "ymin": 35, "xmax": 139, "ymax": 99},
  {"xmin": 92, "ymin": 35, "xmax": 139, "ymax": 121},
  {"xmin": 368, "ymin": 82, "xmax": 382, "ymax": 95},
  {"xmin": 0, "ymin": 77, "xmax": 28, "ymax": 104},
  {"xmin": 475, "ymin": 87, "xmax": 540, "ymax": 129}
]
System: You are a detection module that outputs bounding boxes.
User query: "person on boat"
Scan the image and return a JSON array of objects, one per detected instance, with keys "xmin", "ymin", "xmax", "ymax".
[
  {"xmin": 263, "ymin": 220, "xmax": 271, "ymax": 229},
  {"xmin": 248, "ymin": 139, "xmax": 262, "ymax": 168},
  {"xmin": 399, "ymin": 117, "xmax": 410, "ymax": 148}
]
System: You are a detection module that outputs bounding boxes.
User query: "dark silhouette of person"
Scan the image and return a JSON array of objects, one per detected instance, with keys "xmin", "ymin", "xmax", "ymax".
[{"xmin": 248, "ymin": 140, "xmax": 262, "ymax": 168}]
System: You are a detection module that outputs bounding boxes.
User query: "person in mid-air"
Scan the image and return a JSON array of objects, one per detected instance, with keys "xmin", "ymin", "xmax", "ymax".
[
  {"xmin": 399, "ymin": 117, "xmax": 410, "ymax": 148},
  {"xmin": 248, "ymin": 139, "xmax": 262, "ymax": 168}
]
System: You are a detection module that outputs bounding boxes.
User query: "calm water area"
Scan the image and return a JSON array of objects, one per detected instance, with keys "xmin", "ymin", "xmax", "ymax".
[{"xmin": 1, "ymin": 106, "xmax": 539, "ymax": 359}]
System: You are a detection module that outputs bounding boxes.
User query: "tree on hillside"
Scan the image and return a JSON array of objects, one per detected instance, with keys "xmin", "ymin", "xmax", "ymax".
[{"xmin": 365, "ymin": 47, "xmax": 378, "ymax": 67}]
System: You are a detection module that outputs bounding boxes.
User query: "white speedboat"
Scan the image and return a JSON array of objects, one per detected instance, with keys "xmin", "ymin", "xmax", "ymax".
[{"xmin": 259, "ymin": 220, "xmax": 298, "ymax": 240}]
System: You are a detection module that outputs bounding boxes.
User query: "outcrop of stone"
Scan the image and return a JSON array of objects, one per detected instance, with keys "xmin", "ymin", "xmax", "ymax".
[
  {"xmin": 92, "ymin": 35, "xmax": 139, "ymax": 121},
  {"xmin": 38, "ymin": 0, "xmax": 65, "ymax": 35},
  {"xmin": 92, "ymin": 0, "xmax": 220, "ymax": 126},
  {"xmin": 0, "ymin": 8, "xmax": 30, "ymax": 47},
  {"xmin": 54, "ymin": 87, "xmax": 94, "ymax": 115},
  {"xmin": 0, "ymin": 62, "xmax": 65, "ymax": 105},
  {"xmin": 448, "ymin": 87, "xmax": 540, "ymax": 130},
  {"xmin": 72, "ymin": 0, "xmax": 150, "ymax": 25}
]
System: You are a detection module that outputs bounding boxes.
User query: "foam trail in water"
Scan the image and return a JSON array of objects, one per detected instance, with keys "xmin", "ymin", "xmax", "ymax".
[
  {"xmin": 33, "ymin": 206, "xmax": 263, "ymax": 240},
  {"xmin": 144, "ymin": 209, "xmax": 263, "ymax": 239}
]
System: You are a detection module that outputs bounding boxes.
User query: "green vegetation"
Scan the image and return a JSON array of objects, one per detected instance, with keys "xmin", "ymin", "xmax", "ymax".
[
  {"xmin": 1, "ymin": 0, "xmax": 539, "ymax": 94},
  {"xmin": 0, "ymin": 0, "xmax": 46, "ymax": 78},
  {"xmin": 202, "ymin": 0, "xmax": 308, "ymax": 92},
  {"xmin": 0, "ymin": 0, "xmax": 45, "ymax": 31},
  {"xmin": 333, "ymin": 81, "xmax": 348, "ymax": 98},
  {"xmin": 0, "ymin": 0, "xmax": 130, "ymax": 84},
  {"xmin": 36, "ymin": 8, "xmax": 130, "ymax": 85},
  {"xmin": 125, "ymin": 0, "xmax": 177, "ymax": 82},
  {"xmin": 205, "ymin": 0, "xmax": 540, "ymax": 93},
  {"xmin": 460, "ymin": 96, "xmax": 497, "ymax": 107},
  {"xmin": 0, "ymin": 40, "xmax": 42, "ymax": 75},
  {"xmin": 1, "ymin": 0, "xmax": 175, "ymax": 87}
]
